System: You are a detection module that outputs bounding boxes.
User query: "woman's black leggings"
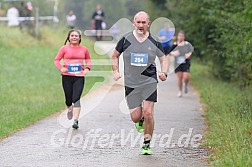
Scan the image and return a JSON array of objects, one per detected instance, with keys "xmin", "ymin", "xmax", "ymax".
[{"xmin": 62, "ymin": 75, "xmax": 85, "ymax": 107}]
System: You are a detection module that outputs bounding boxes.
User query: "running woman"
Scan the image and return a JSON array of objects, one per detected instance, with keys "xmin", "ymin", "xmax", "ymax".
[
  {"xmin": 170, "ymin": 31, "xmax": 194, "ymax": 97},
  {"xmin": 112, "ymin": 11, "xmax": 168, "ymax": 155},
  {"xmin": 54, "ymin": 29, "xmax": 92, "ymax": 129}
]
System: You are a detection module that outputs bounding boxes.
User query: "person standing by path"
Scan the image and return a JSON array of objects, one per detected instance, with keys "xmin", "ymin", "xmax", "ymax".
[
  {"xmin": 170, "ymin": 31, "xmax": 194, "ymax": 97},
  {"xmin": 54, "ymin": 29, "xmax": 92, "ymax": 129},
  {"xmin": 112, "ymin": 11, "xmax": 168, "ymax": 155},
  {"xmin": 7, "ymin": 3, "xmax": 19, "ymax": 27},
  {"xmin": 66, "ymin": 10, "xmax": 76, "ymax": 29},
  {"xmin": 92, "ymin": 4, "xmax": 105, "ymax": 41}
]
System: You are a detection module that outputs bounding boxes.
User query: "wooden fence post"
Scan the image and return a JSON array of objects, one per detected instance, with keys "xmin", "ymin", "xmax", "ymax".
[{"xmin": 35, "ymin": 7, "xmax": 40, "ymax": 38}]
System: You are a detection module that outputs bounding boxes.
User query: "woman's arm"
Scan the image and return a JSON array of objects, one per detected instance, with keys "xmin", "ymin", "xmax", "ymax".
[
  {"xmin": 185, "ymin": 52, "xmax": 192, "ymax": 59},
  {"xmin": 185, "ymin": 42, "xmax": 194, "ymax": 59},
  {"xmin": 54, "ymin": 47, "xmax": 65, "ymax": 71},
  {"xmin": 83, "ymin": 49, "xmax": 92, "ymax": 75},
  {"xmin": 84, "ymin": 49, "xmax": 92, "ymax": 69}
]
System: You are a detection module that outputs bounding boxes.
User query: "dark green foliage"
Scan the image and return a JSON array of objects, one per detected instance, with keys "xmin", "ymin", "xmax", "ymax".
[{"xmin": 147, "ymin": 0, "xmax": 252, "ymax": 87}]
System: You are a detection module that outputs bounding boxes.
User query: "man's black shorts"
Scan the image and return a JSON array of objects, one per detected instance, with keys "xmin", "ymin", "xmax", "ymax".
[
  {"xmin": 175, "ymin": 63, "xmax": 190, "ymax": 73},
  {"xmin": 125, "ymin": 83, "xmax": 157, "ymax": 109}
]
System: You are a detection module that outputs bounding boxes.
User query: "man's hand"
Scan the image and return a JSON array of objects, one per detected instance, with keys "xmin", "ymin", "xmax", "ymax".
[
  {"xmin": 60, "ymin": 67, "xmax": 68, "ymax": 73},
  {"xmin": 159, "ymin": 36, "xmax": 166, "ymax": 41},
  {"xmin": 158, "ymin": 72, "xmax": 167, "ymax": 81},
  {"xmin": 113, "ymin": 71, "xmax": 121, "ymax": 81}
]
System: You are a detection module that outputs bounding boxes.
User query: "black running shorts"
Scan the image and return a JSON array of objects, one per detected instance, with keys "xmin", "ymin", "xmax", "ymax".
[
  {"xmin": 125, "ymin": 83, "xmax": 157, "ymax": 109},
  {"xmin": 175, "ymin": 63, "xmax": 190, "ymax": 73}
]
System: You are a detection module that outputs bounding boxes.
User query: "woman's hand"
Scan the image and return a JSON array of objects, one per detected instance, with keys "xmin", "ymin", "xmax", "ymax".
[
  {"xmin": 83, "ymin": 68, "xmax": 90, "ymax": 75},
  {"xmin": 170, "ymin": 50, "xmax": 180, "ymax": 57},
  {"xmin": 60, "ymin": 67, "xmax": 68, "ymax": 73},
  {"xmin": 185, "ymin": 53, "xmax": 192, "ymax": 59}
]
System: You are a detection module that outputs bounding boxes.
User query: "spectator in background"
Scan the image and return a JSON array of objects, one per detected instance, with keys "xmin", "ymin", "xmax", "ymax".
[
  {"xmin": 110, "ymin": 24, "xmax": 120, "ymax": 41},
  {"xmin": 19, "ymin": 1, "xmax": 33, "ymax": 29},
  {"xmin": 66, "ymin": 10, "xmax": 76, "ymax": 29},
  {"xmin": 7, "ymin": 3, "xmax": 19, "ymax": 27},
  {"xmin": 92, "ymin": 4, "xmax": 105, "ymax": 41},
  {"xmin": 0, "ymin": 3, "xmax": 5, "ymax": 17}
]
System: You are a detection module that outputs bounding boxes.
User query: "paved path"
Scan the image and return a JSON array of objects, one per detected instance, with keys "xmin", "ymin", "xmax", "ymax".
[{"xmin": 0, "ymin": 43, "xmax": 208, "ymax": 167}]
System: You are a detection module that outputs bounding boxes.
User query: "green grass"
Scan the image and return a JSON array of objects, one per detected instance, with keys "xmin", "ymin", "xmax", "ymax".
[
  {"xmin": 190, "ymin": 62, "xmax": 252, "ymax": 167},
  {"xmin": 0, "ymin": 26, "xmax": 111, "ymax": 139}
]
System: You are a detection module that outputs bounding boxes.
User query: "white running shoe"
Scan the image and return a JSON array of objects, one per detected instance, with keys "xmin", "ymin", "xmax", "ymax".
[{"xmin": 177, "ymin": 91, "xmax": 182, "ymax": 97}]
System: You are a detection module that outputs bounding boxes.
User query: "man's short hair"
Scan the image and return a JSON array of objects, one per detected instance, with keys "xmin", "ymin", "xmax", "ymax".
[{"xmin": 133, "ymin": 11, "xmax": 150, "ymax": 22}]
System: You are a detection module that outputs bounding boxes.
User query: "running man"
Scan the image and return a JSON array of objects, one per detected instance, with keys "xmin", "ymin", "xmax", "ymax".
[
  {"xmin": 159, "ymin": 22, "xmax": 175, "ymax": 55},
  {"xmin": 170, "ymin": 31, "xmax": 194, "ymax": 97},
  {"xmin": 54, "ymin": 29, "xmax": 92, "ymax": 129},
  {"xmin": 112, "ymin": 11, "xmax": 168, "ymax": 155}
]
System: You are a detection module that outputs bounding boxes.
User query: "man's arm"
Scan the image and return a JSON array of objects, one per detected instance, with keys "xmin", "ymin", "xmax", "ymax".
[
  {"xmin": 112, "ymin": 50, "xmax": 121, "ymax": 81},
  {"xmin": 159, "ymin": 56, "xmax": 168, "ymax": 74},
  {"xmin": 158, "ymin": 55, "xmax": 168, "ymax": 81}
]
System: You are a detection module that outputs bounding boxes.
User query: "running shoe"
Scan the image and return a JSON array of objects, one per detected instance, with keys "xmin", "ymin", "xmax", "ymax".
[
  {"xmin": 72, "ymin": 120, "xmax": 79, "ymax": 129},
  {"xmin": 177, "ymin": 91, "xmax": 182, "ymax": 97},
  {"xmin": 141, "ymin": 142, "xmax": 152, "ymax": 155},
  {"xmin": 135, "ymin": 118, "xmax": 144, "ymax": 133},
  {"xmin": 67, "ymin": 106, "xmax": 73, "ymax": 120}
]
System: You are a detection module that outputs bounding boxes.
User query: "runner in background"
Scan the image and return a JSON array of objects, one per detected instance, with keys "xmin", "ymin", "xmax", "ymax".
[
  {"xmin": 169, "ymin": 31, "xmax": 194, "ymax": 97},
  {"xmin": 158, "ymin": 22, "xmax": 174, "ymax": 55},
  {"xmin": 92, "ymin": 4, "xmax": 105, "ymax": 41},
  {"xmin": 54, "ymin": 29, "xmax": 92, "ymax": 129}
]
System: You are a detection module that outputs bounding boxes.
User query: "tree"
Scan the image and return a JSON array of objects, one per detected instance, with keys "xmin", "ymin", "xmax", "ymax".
[{"xmin": 147, "ymin": 0, "xmax": 252, "ymax": 87}]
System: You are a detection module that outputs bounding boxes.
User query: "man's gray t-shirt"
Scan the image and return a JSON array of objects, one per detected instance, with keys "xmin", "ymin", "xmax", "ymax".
[{"xmin": 115, "ymin": 32, "xmax": 165, "ymax": 88}]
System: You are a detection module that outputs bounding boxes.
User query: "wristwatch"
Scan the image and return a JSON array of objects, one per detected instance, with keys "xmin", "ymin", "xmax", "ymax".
[{"xmin": 85, "ymin": 67, "xmax": 91, "ymax": 71}]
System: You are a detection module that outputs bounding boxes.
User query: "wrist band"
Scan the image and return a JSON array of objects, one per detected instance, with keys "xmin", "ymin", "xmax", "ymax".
[{"xmin": 85, "ymin": 67, "xmax": 91, "ymax": 71}]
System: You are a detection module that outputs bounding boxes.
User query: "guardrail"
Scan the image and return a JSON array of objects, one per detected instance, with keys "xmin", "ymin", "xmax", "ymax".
[{"xmin": 0, "ymin": 16, "xmax": 58, "ymax": 21}]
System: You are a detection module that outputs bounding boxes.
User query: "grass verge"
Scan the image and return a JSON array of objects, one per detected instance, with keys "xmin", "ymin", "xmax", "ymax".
[
  {"xmin": 0, "ymin": 26, "xmax": 111, "ymax": 139},
  {"xmin": 191, "ymin": 62, "xmax": 252, "ymax": 166}
]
